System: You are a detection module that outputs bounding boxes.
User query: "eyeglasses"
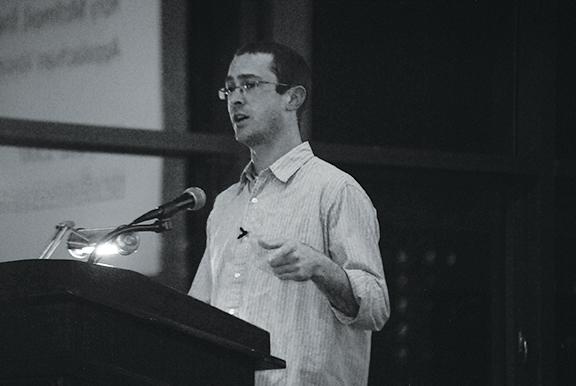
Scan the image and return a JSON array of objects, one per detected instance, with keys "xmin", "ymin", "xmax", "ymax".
[{"xmin": 218, "ymin": 80, "xmax": 291, "ymax": 100}]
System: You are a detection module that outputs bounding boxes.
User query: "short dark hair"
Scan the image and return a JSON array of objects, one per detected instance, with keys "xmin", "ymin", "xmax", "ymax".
[{"xmin": 234, "ymin": 41, "xmax": 312, "ymax": 123}]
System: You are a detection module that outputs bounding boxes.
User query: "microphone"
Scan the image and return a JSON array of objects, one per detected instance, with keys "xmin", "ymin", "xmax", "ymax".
[{"xmin": 131, "ymin": 187, "xmax": 206, "ymax": 224}]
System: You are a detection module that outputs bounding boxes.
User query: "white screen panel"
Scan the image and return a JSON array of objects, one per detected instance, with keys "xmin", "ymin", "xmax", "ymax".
[
  {"xmin": 0, "ymin": 0, "xmax": 162, "ymax": 130},
  {"xmin": 0, "ymin": 146, "xmax": 164, "ymax": 276}
]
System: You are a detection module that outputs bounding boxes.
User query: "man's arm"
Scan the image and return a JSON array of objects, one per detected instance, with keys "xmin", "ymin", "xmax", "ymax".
[
  {"xmin": 310, "ymin": 251, "xmax": 360, "ymax": 317},
  {"xmin": 259, "ymin": 181, "xmax": 390, "ymax": 330},
  {"xmin": 259, "ymin": 238, "xmax": 359, "ymax": 317}
]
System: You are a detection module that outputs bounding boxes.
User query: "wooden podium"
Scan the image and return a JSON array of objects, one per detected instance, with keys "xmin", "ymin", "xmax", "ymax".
[{"xmin": 0, "ymin": 260, "xmax": 285, "ymax": 385}]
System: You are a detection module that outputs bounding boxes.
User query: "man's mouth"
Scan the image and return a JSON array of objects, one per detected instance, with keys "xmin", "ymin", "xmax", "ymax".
[{"xmin": 233, "ymin": 113, "xmax": 249, "ymax": 124}]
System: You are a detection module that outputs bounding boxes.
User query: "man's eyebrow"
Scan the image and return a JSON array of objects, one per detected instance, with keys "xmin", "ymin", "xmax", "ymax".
[{"xmin": 225, "ymin": 74, "xmax": 261, "ymax": 83}]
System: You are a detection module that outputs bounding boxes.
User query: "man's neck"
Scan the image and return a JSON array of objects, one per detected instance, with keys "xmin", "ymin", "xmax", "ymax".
[{"xmin": 250, "ymin": 135, "xmax": 302, "ymax": 174}]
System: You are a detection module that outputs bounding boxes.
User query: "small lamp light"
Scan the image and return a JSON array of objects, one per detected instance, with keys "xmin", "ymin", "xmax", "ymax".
[{"xmin": 66, "ymin": 227, "xmax": 140, "ymax": 259}]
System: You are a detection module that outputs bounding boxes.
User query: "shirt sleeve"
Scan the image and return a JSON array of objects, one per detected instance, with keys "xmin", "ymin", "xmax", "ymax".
[
  {"xmin": 188, "ymin": 213, "xmax": 213, "ymax": 304},
  {"xmin": 326, "ymin": 181, "xmax": 390, "ymax": 331}
]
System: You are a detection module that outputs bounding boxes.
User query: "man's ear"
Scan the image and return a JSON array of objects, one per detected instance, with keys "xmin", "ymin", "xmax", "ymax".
[{"xmin": 285, "ymin": 86, "xmax": 307, "ymax": 112}]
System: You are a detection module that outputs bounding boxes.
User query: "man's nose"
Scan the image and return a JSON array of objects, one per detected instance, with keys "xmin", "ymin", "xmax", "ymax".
[{"xmin": 227, "ymin": 88, "xmax": 245, "ymax": 104}]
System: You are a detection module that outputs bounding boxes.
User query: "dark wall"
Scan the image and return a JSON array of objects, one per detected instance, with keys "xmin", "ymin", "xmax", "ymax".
[
  {"xmin": 185, "ymin": 1, "xmax": 575, "ymax": 385},
  {"xmin": 312, "ymin": 1, "xmax": 514, "ymax": 154}
]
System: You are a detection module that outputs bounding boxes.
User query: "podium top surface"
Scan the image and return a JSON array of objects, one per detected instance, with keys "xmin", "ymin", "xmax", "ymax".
[{"xmin": 0, "ymin": 259, "xmax": 285, "ymax": 370}]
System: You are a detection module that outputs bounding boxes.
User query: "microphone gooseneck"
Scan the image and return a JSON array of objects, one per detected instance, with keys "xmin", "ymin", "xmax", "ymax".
[{"xmin": 130, "ymin": 186, "xmax": 206, "ymax": 224}]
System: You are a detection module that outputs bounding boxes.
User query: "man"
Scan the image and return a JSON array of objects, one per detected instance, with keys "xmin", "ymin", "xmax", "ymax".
[{"xmin": 189, "ymin": 41, "xmax": 390, "ymax": 386}]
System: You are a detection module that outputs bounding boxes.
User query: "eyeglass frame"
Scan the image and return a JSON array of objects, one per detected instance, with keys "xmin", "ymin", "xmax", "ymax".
[{"xmin": 218, "ymin": 79, "xmax": 292, "ymax": 101}]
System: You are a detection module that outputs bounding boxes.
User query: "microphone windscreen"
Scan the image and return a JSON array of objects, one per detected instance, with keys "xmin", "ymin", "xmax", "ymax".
[{"xmin": 184, "ymin": 187, "xmax": 206, "ymax": 210}]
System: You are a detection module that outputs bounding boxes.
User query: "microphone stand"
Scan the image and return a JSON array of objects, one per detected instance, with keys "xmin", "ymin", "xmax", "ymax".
[
  {"xmin": 38, "ymin": 221, "xmax": 76, "ymax": 260},
  {"xmin": 86, "ymin": 218, "xmax": 173, "ymax": 264}
]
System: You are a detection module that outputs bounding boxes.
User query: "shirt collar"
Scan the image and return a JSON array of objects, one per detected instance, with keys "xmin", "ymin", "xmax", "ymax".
[{"xmin": 239, "ymin": 142, "xmax": 314, "ymax": 188}]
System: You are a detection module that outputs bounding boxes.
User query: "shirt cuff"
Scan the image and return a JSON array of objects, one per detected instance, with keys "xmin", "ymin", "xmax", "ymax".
[{"xmin": 330, "ymin": 269, "xmax": 369, "ymax": 326}]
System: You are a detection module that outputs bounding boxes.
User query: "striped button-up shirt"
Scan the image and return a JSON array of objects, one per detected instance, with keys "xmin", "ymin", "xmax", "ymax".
[{"xmin": 189, "ymin": 142, "xmax": 390, "ymax": 386}]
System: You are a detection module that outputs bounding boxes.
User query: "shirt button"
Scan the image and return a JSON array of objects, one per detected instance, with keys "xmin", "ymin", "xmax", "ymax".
[
  {"xmin": 234, "ymin": 272, "xmax": 241, "ymax": 278},
  {"xmin": 250, "ymin": 197, "xmax": 258, "ymax": 204},
  {"xmin": 228, "ymin": 308, "xmax": 236, "ymax": 315}
]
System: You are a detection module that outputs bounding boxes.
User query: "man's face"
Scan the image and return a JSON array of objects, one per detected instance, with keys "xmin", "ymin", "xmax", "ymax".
[{"xmin": 225, "ymin": 53, "xmax": 285, "ymax": 147}]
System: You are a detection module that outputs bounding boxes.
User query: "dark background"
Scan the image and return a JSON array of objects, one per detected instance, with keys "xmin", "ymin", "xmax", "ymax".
[{"xmin": 185, "ymin": 1, "xmax": 575, "ymax": 385}]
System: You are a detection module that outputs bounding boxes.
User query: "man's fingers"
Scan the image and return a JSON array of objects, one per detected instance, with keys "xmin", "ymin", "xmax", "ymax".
[
  {"xmin": 272, "ymin": 264, "xmax": 299, "ymax": 275},
  {"xmin": 269, "ymin": 251, "xmax": 296, "ymax": 267},
  {"xmin": 259, "ymin": 238, "xmax": 300, "ymax": 268},
  {"xmin": 277, "ymin": 273, "xmax": 308, "ymax": 282},
  {"xmin": 258, "ymin": 238, "xmax": 285, "ymax": 250}
]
